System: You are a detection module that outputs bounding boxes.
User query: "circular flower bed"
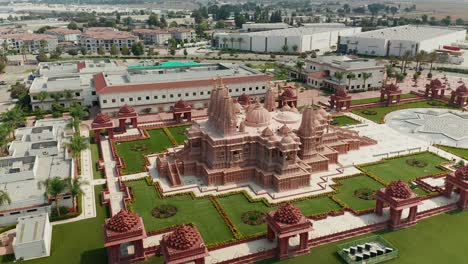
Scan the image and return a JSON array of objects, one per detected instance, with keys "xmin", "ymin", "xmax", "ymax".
[
  {"xmin": 361, "ymin": 110, "xmax": 377, "ymax": 115},
  {"xmin": 406, "ymin": 159, "xmax": 428, "ymax": 168},
  {"xmin": 152, "ymin": 205, "xmax": 178, "ymax": 219},
  {"xmin": 354, "ymin": 188, "xmax": 376, "ymax": 200},
  {"xmin": 130, "ymin": 144, "xmax": 149, "ymax": 152},
  {"xmin": 426, "ymin": 100, "xmax": 445, "ymax": 106},
  {"xmin": 241, "ymin": 211, "xmax": 266, "ymax": 226}
]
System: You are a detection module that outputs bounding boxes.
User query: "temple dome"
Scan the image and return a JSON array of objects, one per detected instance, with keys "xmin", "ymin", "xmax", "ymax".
[
  {"xmin": 273, "ymin": 111, "xmax": 301, "ymax": 124},
  {"xmin": 281, "ymin": 104, "xmax": 291, "ymax": 111},
  {"xmin": 165, "ymin": 225, "xmax": 201, "ymax": 250},
  {"xmin": 245, "ymin": 103, "xmax": 271, "ymax": 127},
  {"xmin": 93, "ymin": 112, "xmax": 111, "ymax": 124},
  {"xmin": 174, "ymin": 99, "xmax": 190, "ymax": 109},
  {"xmin": 385, "ymin": 180, "xmax": 413, "ymax": 199},
  {"xmin": 281, "ymin": 135, "xmax": 295, "ymax": 144},
  {"xmin": 281, "ymin": 88, "xmax": 296, "ymax": 98},
  {"xmin": 106, "ymin": 210, "xmax": 140, "ymax": 233},
  {"xmin": 273, "ymin": 203, "xmax": 303, "ymax": 224},
  {"xmin": 261, "ymin": 127, "xmax": 274, "ymax": 137},
  {"xmin": 456, "ymin": 84, "xmax": 468, "ymax": 93},
  {"xmin": 455, "ymin": 165, "xmax": 468, "ymax": 181},
  {"xmin": 278, "ymin": 124, "xmax": 291, "ymax": 136},
  {"xmin": 118, "ymin": 104, "xmax": 136, "ymax": 114}
]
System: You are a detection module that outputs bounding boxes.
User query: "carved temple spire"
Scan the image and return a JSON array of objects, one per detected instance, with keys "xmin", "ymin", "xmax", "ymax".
[{"xmin": 264, "ymin": 83, "xmax": 276, "ymax": 112}]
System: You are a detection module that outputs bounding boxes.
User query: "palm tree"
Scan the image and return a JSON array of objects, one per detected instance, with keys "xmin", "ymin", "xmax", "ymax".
[
  {"xmin": 69, "ymin": 177, "xmax": 88, "ymax": 211},
  {"xmin": 1, "ymin": 107, "xmax": 26, "ymax": 129},
  {"xmin": 37, "ymin": 91, "xmax": 48, "ymax": 103},
  {"xmin": 69, "ymin": 103, "xmax": 85, "ymax": 120},
  {"xmin": 282, "ymin": 44, "xmax": 289, "ymax": 53},
  {"xmin": 20, "ymin": 43, "xmax": 28, "ymax": 62},
  {"xmin": 361, "ymin": 72, "xmax": 372, "ymax": 90},
  {"xmin": 385, "ymin": 65, "xmax": 395, "ymax": 85},
  {"xmin": 0, "ymin": 190, "xmax": 11, "ymax": 206},
  {"xmin": 346, "ymin": 72, "xmax": 356, "ymax": 87},
  {"xmin": 40, "ymin": 177, "xmax": 69, "ymax": 217},
  {"xmin": 295, "ymin": 61, "xmax": 305, "ymax": 80},
  {"xmin": 65, "ymin": 134, "xmax": 89, "ymax": 160},
  {"xmin": 427, "ymin": 51, "xmax": 439, "ymax": 76},
  {"xmin": 401, "ymin": 50, "xmax": 412, "ymax": 74},
  {"xmin": 221, "ymin": 37, "xmax": 228, "ymax": 49},
  {"xmin": 229, "ymin": 37, "xmax": 235, "ymax": 49},
  {"xmin": 334, "ymin": 71, "xmax": 345, "ymax": 90},
  {"xmin": 414, "ymin": 50, "xmax": 427, "ymax": 72},
  {"xmin": 63, "ymin": 90, "xmax": 74, "ymax": 101},
  {"xmin": 292, "ymin": 44, "xmax": 298, "ymax": 53},
  {"xmin": 395, "ymin": 72, "xmax": 405, "ymax": 83},
  {"xmin": 66, "ymin": 117, "xmax": 81, "ymax": 134},
  {"xmin": 237, "ymin": 37, "xmax": 244, "ymax": 49}
]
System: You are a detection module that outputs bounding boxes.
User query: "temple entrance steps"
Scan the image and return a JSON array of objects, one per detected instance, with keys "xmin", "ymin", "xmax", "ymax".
[
  {"xmin": 167, "ymin": 159, "xmax": 182, "ymax": 186},
  {"xmin": 331, "ymin": 126, "xmax": 377, "ymax": 146}
]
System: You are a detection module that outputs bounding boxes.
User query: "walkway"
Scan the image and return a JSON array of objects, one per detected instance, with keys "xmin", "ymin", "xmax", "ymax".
[{"xmin": 100, "ymin": 138, "xmax": 125, "ymax": 216}]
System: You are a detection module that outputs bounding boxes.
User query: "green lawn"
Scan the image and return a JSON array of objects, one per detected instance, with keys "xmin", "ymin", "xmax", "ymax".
[
  {"xmin": 126, "ymin": 180, "xmax": 234, "ymax": 245},
  {"xmin": 351, "ymin": 93, "xmax": 417, "ymax": 105},
  {"xmin": 116, "ymin": 129, "xmax": 175, "ymax": 174},
  {"xmin": 90, "ymin": 143, "xmax": 104, "ymax": 179},
  {"xmin": 331, "ymin": 116, "xmax": 361, "ymax": 126},
  {"xmin": 217, "ymin": 194, "xmax": 340, "ymax": 237},
  {"xmin": 0, "ymin": 186, "xmax": 108, "ymax": 264},
  {"xmin": 360, "ymin": 152, "xmax": 447, "ymax": 184},
  {"xmin": 333, "ymin": 175, "xmax": 385, "ymax": 211},
  {"xmin": 435, "ymin": 144, "xmax": 468, "ymax": 160},
  {"xmin": 258, "ymin": 210, "xmax": 468, "ymax": 264},
  {"xmin": 167, "ymin": 125, "xmax": 190, "ymax": 145},
  {"xmin": 352, "ymin": 99, "xmax": 456, "ymax": 123}
]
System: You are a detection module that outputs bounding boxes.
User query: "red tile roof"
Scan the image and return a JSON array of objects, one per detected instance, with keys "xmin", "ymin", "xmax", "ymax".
[{"xmin": 93, "ymin": 73, "xmax": 272, "ymax": 94}]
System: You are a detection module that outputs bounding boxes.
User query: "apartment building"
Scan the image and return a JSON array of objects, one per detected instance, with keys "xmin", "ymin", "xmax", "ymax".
[
  {"xmin": 0, "ymin": 33, "xmax": 58, "ymax": 54},
  {"xmin": 132, "ymin": 27, "xmax": 195, "ymax": 45},
  {"xmin": 78, "ymin": 29, "xmax": 138, "ymax": 53},
  {"xmin": 45, "ymin": 28, "xmax": 81, "ymax": 43}
]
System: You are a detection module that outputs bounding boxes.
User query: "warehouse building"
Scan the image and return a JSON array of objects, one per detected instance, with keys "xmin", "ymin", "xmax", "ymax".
[
  {"xmin": 339, "ymin": 25, "xmax": 467, "ymax": 57},
  {"xmin": 213, "ymin": 25, "xmax": 361, "ymax": 53}
]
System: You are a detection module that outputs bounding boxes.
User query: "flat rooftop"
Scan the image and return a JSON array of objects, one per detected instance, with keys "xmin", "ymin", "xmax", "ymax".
[
  {"xmin": 352, "ymin": 25, "xmax": 466, "ymax": 41},
  {"xmin": 127, "ymin": 61, "xmax": 200, "ymax": 70},
  {"xmin": 15, "ymin": 213, "xmax": 48, "ymax": 244},
  {"xmin": 220, "ymin": 26, "xmax": 357, "ymax": 37},
  {"xmin": 308, "ymin": 55, "xmax": 384, "ymax": 70}
]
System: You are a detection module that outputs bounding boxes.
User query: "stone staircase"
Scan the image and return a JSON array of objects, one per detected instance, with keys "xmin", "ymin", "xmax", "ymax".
[
  {"xmin": 167, "ymin": 159, "xmax": 182, "ymax": 186},
  {"xmin": 331, "ymin": 125, "xmax": 377, "ymax": 147}
]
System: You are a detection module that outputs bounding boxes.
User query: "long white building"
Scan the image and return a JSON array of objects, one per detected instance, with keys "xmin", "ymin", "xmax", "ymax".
[
  {"xmin": 213, "ymin": 25, "xmax": 361, "ymax": 53},
  {"xmin": 339, "ymin": 25, "xmax": 467, "ymax": 57}
]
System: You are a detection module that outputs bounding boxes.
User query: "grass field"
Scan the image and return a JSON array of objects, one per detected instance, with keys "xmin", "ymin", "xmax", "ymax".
[
  {"xmin": 351, "ymin": 99, "xmax": 456, "ymax": 123},
  {"xmin": 258, "ymin": 210, "xmax": 468, "ymax": 264},
  {"xmin": 333, "ymin": 175, "xmax": 385, "ymax": 211},
  {"xmin": 126, "ymin": 180, "xmax": 234, "ymax": 245},
  {"xmin": 90, "ymin": 143, "xmax": 104, "ymax": 179},
  {"xmin": 331, "ymin": 115, "xmax": 361, "ymax": 126},
  {"xmin": 0, "ymin": 186, "xmax": 108, "ymax": 264},
  {"xmin": 351, "ymin": 93, "xmax": 417, "ymax": 105},
  {"xmin": 360, "ymin": 152, "xmax": 447, "ymax": 184},
  {"xmin": 435, "ymin": 145, "xmax": 468, "ymax": 160},
  {"xmin": 167, "ymin": 125, "xmax": 190, "ymax": 145},
  {"xmin": 116, "ymin": 129, "xmax": 175, "ymax": 174}
]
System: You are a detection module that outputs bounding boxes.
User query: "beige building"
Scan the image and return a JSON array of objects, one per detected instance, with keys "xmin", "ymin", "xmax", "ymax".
[
  {"xmin": 132, "ymin": 28, "xmax": 195, "ymax": 45},
  {"xmin": 0, "ymin": 33, "xmax": 58, "ymax": 54},
  {"xmin": 78, "ymin": 29, "xmax": 138, "ymax": 53},
  {"xmin": 45, "ymin": 28, "xmax": 81, "ymax": 43}
]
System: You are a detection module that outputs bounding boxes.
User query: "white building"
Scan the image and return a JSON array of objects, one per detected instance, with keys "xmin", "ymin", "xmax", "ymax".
[
  {"xmin": 94, "ymin": 62, "xmax": 272, "ymax": 114},
  {"xmin": 78, "ymin": 29, "xmax": 138, "ymax": 53},
  {"xmin": 213, "ymin": 25, "xmax": 361, "ymax": 53},
  {"xmin": 30, "ymin": 59, "xmax": 126, "ymax": 110},
  {"xmin": 12, "ymin": 213, "xmax": 52, "ymax": 261},
  {"xmin": 132, "ymin": 28, "xmax": 195, "ymax": 45},
  {"xmin": 241, "ymin": 23, "xmax": 290, "ymax": 32},
  {"xmin": 45, "ymin": 28, "xmax": 81, "ymax": 43},
  {"xmin": 0, "ymin": 33, "xmax": 58, "ymax": 54},
  {"xmin": 339, "ymin": 25, "xmax": 467, "ymax": 57},
  {"xmin": 0, "ymin": 119, "xmax": 74, "ymax": 225},
  {"xmin": 305, "ymin": 55, "xmax": 385, "ymax": 91}
]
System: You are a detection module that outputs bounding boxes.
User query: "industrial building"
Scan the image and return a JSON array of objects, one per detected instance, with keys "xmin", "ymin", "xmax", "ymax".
[
  {"xmin": 338, "ymin": 25, "xmax": 467, "ymax": 57},
  {"xmin": 213, "ymin": 25, "xmax": 361, "ymax": 53}
]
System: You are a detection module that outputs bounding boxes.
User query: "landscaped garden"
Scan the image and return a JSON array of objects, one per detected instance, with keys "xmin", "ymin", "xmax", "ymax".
[
  {"xmin": 435, "ymin": 144, "xmax": 468, "ymax": 160},
  {"xmin": 115, "ymin": 127, "xmax": 187, "ymax": 174},
  {"xmin": 331, "ymin": 115, "xmax": 361, "ymax": 127},
  {"xmin": 351, "ymin": 94, "xmax": 417, "ymax": 105},
  {"xmin": 90, "ymin": 142, "xmax": 104, "ymax": 179},
  {"xmin": 332, "ymin": 175, "xmax": 384, "ymax": 211},
  {"xmin": 351, "ymin": 99, "xmax": 457, "ymax": 123}
]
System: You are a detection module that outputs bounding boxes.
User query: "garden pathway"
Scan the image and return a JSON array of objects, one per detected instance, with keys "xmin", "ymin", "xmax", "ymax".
[{"xmin": 100, "ymin": 138, "xmax": 125, "ymax": 216}]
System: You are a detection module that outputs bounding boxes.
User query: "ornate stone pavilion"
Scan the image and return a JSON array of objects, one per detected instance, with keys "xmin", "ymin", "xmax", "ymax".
[
  {"xmin": 117, "ymin": 104, "xmax": 138, "ymax": 132},
  {"xmin": 375, "ymin": 181, "xmax": 422, "ymax": 230},
  {"xmin": 159, "ymin": 224, "xmax": 208, "ymax": 264},
  {"xmin": 424, "ymin": 79, "xmax": 446, "ymax": 99},
  {"xmin": 103, "ymin": 210, "xmax": 148, "ymax": 264},
  {"xmin": 444, "ymin": 165, "xmax": 468, "ymax": 210},
  {"xmin": 449, "ymin": 84, "xmax": 468, "ymax": 108},
  {"xmin": 172, "ymin": 100, "xmax": 192, "ymax": 123},
  {"xmin": 92, "ymin": 112, "xmax": 115, "ymax": 141},
  {"xmin": 157, "ymin": 79, "xmax": 375, "ymax": 192},
  {"xmin": 380, "ymin": 83, "xmax": 402, "ymax": 106},
  {"xmin": 329, "ymin": 88, "xmax": 352, "ymax": 111},
  {"xmin": 265, "ymin": 203, "xmax": 313, "ymax": 260},
  {"xmin": 278, "ymin": 84, "xmax": 298, "ymax": 108}
]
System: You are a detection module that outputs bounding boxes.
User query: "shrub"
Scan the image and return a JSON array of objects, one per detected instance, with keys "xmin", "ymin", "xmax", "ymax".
[
  {"xmin": 152, "ymin": 205, "xmax": 178, "ymax": 218},
  {"xmin": 406, "ymin": 159, "xmax": 428, "ymax": 168},
  {"xmin": 361, "ymin": 110, "xmax": 377, "ymax": 115},
  {"xmin": 241, "ymin": 211, "xmax": 266, "ymax": 226},
  {"xmin": 354, "ymin": 188, "xmax": 376, "ymax": 200}
]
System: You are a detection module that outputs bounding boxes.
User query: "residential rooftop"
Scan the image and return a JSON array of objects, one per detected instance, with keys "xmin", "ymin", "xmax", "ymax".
[{"xmin": 0, "ymin": 33, "xmax": 56, "ymax": 40}]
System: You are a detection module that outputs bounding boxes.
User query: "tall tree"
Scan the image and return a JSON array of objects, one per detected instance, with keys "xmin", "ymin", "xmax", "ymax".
[
  {"xmin": 346, "ymin": 72, "xmax": 356, "ymax": 87},
  {"xmin": 40, "ymin": 177, "xmax": 69, "ymax": 217},
  {"xmin": 362, "ymin": 72, "xmax": 372, "ymax": 90},
  {"xmin": 69, "ymin": 177, "xmax": 88, "ymax": 211},
  {"xmin": 0, "ymin": 190, "xmax": 11, "ymax": 206},
  {"xmin": 427, "ymin": 51, "xmax": 439, "ymax": 75}
]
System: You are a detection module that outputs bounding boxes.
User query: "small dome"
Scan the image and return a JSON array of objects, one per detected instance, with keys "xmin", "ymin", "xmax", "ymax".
[
  {"xmin": 455, "ymin": 165, "xmax": 468, "ymax": 181},
  {"xmin": 237, "ymin": 93, "xmax": 251, "ymax": 105},
  {"xmin": 245, "ymin": 102, "xmax": 271, "ymax": 127},
  {"xmin": 281, "ymin": 104, "xmax": 291, "ymax": 111},
  {"xmin": 281, "ymin": 88, "xmax": 296, "ymax": 98},
  {"xmin": 106, "ymin": 210, "xmax": 140, "ymax": 233},
  {"xmin": 174, "ymin": 99, "xmax": 190, "ymax": 109},
  {"xmin": 456, "ymin": 84, "xmax": 468, "ymax": 93},
  {"xmin": 93, "ymin": 112, "xmax": 111, "ymax": 124},
  {"xmin": 278, "ymin": 124, "xmax": 291, "ymax": 136},
  {"xmin": 165, "ymin": 225, "xmax": 201, "ymax": 250},
  {"xmin": 261, "ymin": 127, "xmax": 273, "ymax": 137},
  {"xmin": 118, "ymin": 104, "xmax": 136, "ymax": 114},
  {"xmin": 385, "ymin": 180, "xmax": 413, "ymax": 199},
  {"xmin": 273, "ymin": 111, "xmax": 301, "ymax": 124},
  {"xmin": 281, "ymin": 135, "xmax": 295, "ymax": 144},
  {"xmin": 335, "ymin": 88, "xmax": 348, "ymax": 97},
  {"xmin": 273, "ymin": 203, "xmax": 303, "ymax": 224}
]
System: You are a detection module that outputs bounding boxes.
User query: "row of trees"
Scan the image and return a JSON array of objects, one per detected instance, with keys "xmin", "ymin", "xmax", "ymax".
[{"xmin": 333, "ymin": 71, "xmax": 373, "ymax": 88}]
